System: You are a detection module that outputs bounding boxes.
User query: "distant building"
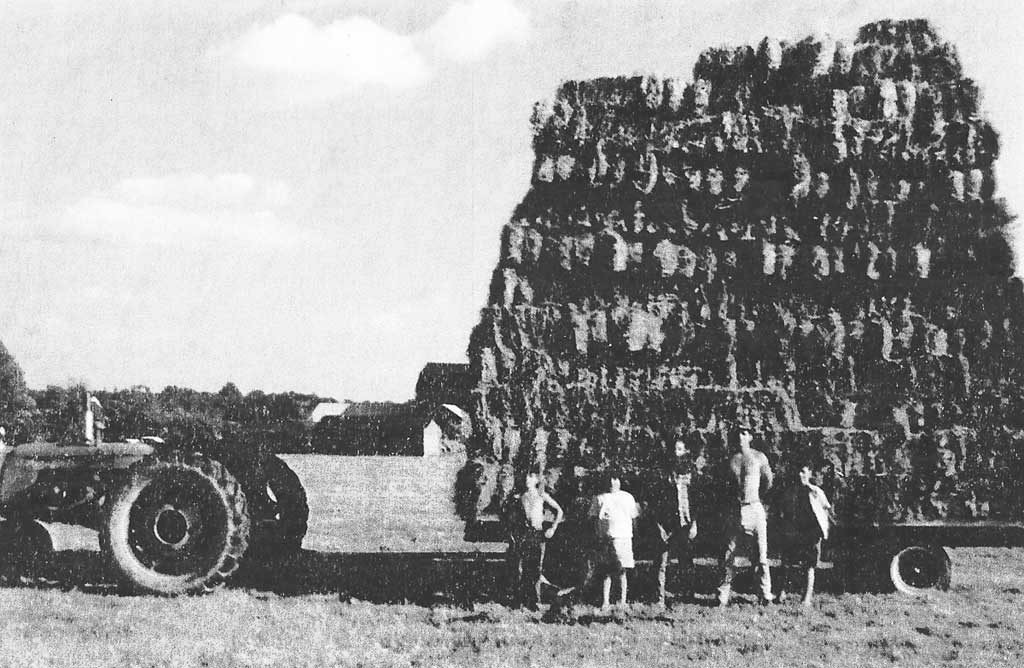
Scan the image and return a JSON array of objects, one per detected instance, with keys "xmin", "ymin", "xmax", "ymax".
[
  {"xmin": 415, "ymin": 362, "xmax": 472, "ymax": 408},
  {"xmin": 422, "ymin": 404, "xmax": 470, "ymax": 456},
  {"xmin": 306, "ymin": 362, "xmax": 473, "ymax": 456},
  {"xmin": 310, "ymin": 401, "xmax": 468, "ymax": 456},
  {"xmin": 307, "ymin": 400, "xmax": 352, "ymax": 424}
]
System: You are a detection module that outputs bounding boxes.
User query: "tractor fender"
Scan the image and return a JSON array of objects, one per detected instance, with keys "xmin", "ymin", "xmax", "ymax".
[{"xmin": 0, "ymin": 441, "xmax": 156, "ymax": 506}]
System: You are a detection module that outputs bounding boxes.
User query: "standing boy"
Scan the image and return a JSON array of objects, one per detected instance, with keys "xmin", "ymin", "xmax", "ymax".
[
  {"xmin": 718, "ymin": 424, "xmax": 775, "ymax": 606},
  {"xmin": 649, "ymin": 439, "xmax": 699, "ymax": 607},
  {"xmin": 589, "ymin": 471, "xmax": 639, "ymax": 609},
  {"xmin": 779, "ymin": 461, "xmax": 832, "ymax": 606},
  {"xmin": 511, "ymin": 469, "xmax": 564, "ymax": 610}
]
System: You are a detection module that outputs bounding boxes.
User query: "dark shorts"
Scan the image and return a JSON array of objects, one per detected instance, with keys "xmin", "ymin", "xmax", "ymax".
[
  {"xmin": 783, "ymin": 538, "xmax": 822, "ymax": 569},
  {"xmin": 514, "ymin": 529, "xmax": 546, "ymax": 559}
]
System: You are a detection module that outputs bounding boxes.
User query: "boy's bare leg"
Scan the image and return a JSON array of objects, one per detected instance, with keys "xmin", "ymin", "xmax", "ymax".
[
  {"xmin": 601, "ymin": 575, "xmax": 612, "ymax": 609},
  {"xmin": 656, "ymin": 549, "xmax": 669, "ymax": 606},
  {"xmin": 618, "ymin": 571, "xmax": 628, "ymax": 606},
  {"xmin": 803, "ymin": 567, "xmax": 816, "ymax": 606}
]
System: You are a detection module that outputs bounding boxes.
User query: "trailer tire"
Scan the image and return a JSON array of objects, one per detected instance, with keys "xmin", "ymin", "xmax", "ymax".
[{"xmin": 888, "ymin": 545, "xmax": 951, "ymax": 595}]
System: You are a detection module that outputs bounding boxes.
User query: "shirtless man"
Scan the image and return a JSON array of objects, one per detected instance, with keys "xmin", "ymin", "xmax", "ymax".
[
  {"xmin": 512, "ymin": 469, "xmax": 564, "ymax": 610},
  {"xmin": 718, "ymin": 424, "xmax": 775, "ymax": 606}
]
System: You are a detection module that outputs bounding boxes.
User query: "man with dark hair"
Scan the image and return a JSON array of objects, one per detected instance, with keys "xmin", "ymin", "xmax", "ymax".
[
  {"xmin": 589, "ymin": 470, "xmax": 639, "ymax": 609},
  {"xmin": 648, "ymin": 438, "xmax": 699, "ymax": 607},
  {"xmin": 717, "ymin": 423, "xmax": 775, "ymax": 606}
]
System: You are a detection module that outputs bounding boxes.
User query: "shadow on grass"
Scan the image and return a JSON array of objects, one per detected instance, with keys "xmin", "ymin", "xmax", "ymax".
[
  {"xmin": 1, "ymin": 547, "xmax": 517, "ymax": 602},
  {"xmin": 240, "ymin": 550, "xmax": 513, "ymax": 605},
  {"xmin": 0, "ymin": 548, "xmax": 118, "ymax": 594}
]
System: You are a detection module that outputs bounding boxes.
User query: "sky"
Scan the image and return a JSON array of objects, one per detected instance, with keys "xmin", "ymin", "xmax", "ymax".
[{"xmin": 1, "ymin": 0, "xmax": 1022, "ymax": 401}]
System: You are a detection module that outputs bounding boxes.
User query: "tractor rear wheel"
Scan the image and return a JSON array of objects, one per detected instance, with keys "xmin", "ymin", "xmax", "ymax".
[
  {"xmin": 100, "ymin": 453, "xmax": 249, "ymax": 595},
  {"xmin": 248, "ymin": 455, "xmax": 309, "ymax": 559}
]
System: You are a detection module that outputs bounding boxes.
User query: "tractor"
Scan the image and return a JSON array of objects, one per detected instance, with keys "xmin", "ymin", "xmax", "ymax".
[{"xmin": 0, "ymin": 394, "xmax": 308, "ymax": 595}]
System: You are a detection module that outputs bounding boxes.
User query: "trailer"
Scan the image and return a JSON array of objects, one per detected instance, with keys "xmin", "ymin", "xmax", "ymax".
[{"xmin": 459, "ymin": 387, "xmax": 1024, "ymax": 598}]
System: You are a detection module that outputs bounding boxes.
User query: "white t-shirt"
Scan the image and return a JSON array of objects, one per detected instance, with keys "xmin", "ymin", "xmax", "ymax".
[{"xmin": 589, "ymin": 489, "xmax": 639, "ymax": 539}]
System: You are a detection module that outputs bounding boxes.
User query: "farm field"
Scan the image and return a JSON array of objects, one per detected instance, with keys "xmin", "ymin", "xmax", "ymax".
[{"xmin": 1, "ymin": 455, "xmax": 1023, "ymax": 667}]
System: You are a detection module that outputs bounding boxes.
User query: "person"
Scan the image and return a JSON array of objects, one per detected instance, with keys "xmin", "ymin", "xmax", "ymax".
[
  {"xmin": 718, "ymin": 423, "xmax": 775, "ymax": 606},
  {"xmin": 779, "ymin": 462, "xmax": 833, "ymax": 606},
  {"xmin": 0, "ymin": 426, "xmax": 9, "ymax": 479},
  {"xmin": 84, "ymin": 393, "xmax": 105, "ymax": 445},
  {"xmin": 589, "ymin": 470, "xmax": 639, "ymax": 609},
  {"xmin": 648, "ymin": 439, "xmax": 699, "ymax": 607},
  {"xmin": 510, "ymin": 469, "xmax": 564, "ymax": 610}
]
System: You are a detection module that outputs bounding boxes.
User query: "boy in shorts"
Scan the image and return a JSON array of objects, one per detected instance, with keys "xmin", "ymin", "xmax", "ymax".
[
  {"xmin": 779, "ymin": 461, "xmax": 833, "ymax": 606},
  {"xmin": 589, "ymin": 471, "xmax": 639, "ymax": 609}
]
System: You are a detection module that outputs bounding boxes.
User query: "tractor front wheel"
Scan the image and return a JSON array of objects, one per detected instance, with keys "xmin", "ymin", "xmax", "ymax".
[
  {"xmin": 100, "ymin": 453, "xmax": 249, "ymax": 595},
  {"xmin": 0, "ymin": 518, "xmax": 53, "ymax": 577}
]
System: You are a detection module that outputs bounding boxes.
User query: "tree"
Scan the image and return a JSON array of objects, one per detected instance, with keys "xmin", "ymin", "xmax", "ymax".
[
  {"xmin": 217, "ymin": 382, "xmax": 245, "ymax": 422},
  {"xmin": 0, "ymin": 341, "xmax": 37, "ymax": 442}
]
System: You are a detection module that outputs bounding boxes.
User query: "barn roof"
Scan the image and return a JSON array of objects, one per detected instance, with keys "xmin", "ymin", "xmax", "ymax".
[
  {"xmin": 415, "ymin": 362, "xmax": 472, "ymax": 404},
  {"xmin": 340, "ymin": 401, "xmax": 418, "ymax": 418},
  {"xmin": 308, "ymin": 401, "xmax": 351, "ymax": 423}
]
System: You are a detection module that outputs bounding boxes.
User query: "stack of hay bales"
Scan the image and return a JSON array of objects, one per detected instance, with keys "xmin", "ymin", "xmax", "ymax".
[{"xmin": 460, "ymin": 19, "xmax": 1024, "ymax": 528}]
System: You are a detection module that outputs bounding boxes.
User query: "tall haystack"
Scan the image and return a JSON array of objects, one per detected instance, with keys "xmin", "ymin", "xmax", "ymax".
[{"xmin": 461, "ymin": 19, "xmax": 1024, "ymax": 526}]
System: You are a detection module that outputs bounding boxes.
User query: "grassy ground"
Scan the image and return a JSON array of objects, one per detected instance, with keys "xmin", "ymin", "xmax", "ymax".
[{"xmin": 1, "ymin": 456, "xmax": 1023, "ymax": 667}]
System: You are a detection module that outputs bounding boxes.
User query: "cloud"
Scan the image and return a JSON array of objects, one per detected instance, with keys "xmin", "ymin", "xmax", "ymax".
[
  {"xmin": 211, "ymin": 1, "xmax": 530, "ymax": 102},
  {"xmin": 423, "ymin": 0, "xmax": 530, "ymax": 63},
  {"xmin": 112, "ymin": 173, "xmax": 291, "ymax": 209},
  {"xmin": 215, "ymin": 14, "xmax": 429, "ymax": 91},
  {"xmin": 52, "ymin": 173, "xmax": 309, "ymax": 248}
]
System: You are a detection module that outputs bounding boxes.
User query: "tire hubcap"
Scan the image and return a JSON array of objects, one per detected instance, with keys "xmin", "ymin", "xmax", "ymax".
[
  {"xmin": 126, "ymin": 471, "xmax": 229, "ymax": 576},
  {"xmin": 153, "ymin": 506, "xmax": 190, "ymax": 548}
]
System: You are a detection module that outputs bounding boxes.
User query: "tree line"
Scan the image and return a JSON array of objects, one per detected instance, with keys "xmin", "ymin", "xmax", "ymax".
[{"xmin": 0, "ymin": 340, "xmax": 333, "ymax": 453}]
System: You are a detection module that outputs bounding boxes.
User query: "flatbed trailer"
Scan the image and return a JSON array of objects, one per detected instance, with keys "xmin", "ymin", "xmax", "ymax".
[{"xmin": 464, "ymin": 514, "xmax": 1024, "ymax": 596}]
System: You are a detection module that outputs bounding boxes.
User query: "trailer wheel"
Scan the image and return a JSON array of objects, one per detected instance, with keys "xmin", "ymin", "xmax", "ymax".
[{"xmin": 889, "ymin": 545, "xmax": 951, "ymax": 595}]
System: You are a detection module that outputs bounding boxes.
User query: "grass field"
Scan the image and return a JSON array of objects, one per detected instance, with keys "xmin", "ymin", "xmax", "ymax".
[{"xmin": 1, "ymin": 455, "xmax": 1024, "ymax": 667}]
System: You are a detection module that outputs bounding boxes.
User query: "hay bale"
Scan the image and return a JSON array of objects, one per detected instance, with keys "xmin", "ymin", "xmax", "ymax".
[{"xmin": 462, "ymin": 19, "xmax": 1024, "ymax": 527}]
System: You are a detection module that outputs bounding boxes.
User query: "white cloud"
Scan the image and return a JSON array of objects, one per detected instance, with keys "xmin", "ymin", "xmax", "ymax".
[
  {"xmin": 211, "ymin": 1, "xmax": 530, "ymax": 102},
  {"xmin": 214, "ymin": 13, "xmax": 429, "ymax": 93},
  {"xmin": 424, "ymin": 0, "xmax": 530, "ymax": 63},
  {"xmin": 111, "ymin": 173, "xmax": 290, "ymax": 210},
  {"xmin": 63, "ymin": 198, "xmax": 291, "ymax": 247},
  {"xmin": 52, "ymin": 173, "xmax": 308, "ymax": 248}
]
